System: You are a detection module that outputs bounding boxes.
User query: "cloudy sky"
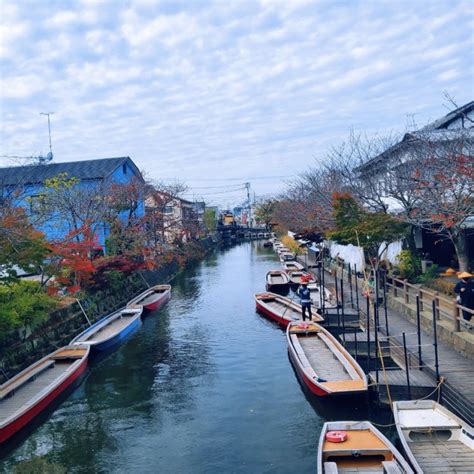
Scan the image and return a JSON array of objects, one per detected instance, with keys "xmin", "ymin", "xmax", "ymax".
[{"xmin": 1, "ymin": 0, "xmax": 473, "ymax": 206}]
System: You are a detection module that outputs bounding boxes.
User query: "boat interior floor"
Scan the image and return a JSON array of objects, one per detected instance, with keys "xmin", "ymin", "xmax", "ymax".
[
  {"xmin": 265, "ymin": 301, "xmax": 300, "ymax": 320},
  {"xmin": 299, "ymin": 337, "xmax": 351, "ymax": 381},
  {"xmin": 269, "ymin": 276, "xmax": 287, "ymax": 284},
  {"xmin": 82, "ymin": 316, "xmax": 135, "ymax": 343},
  {"xmin": 0, "ymin": 361, "xmax": 74, "ymax": 423},
  {"xmin": 408, "ymin": 439, "xmax": 474, "ymax": 472}
]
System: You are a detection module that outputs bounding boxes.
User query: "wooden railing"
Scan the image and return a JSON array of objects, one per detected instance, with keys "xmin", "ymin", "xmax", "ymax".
[{"xmin": 327, "ymin": 257, "xmax": 473, "ymax": 333}]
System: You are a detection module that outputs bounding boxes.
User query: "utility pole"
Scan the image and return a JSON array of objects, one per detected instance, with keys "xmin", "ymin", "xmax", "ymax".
[{"xmin": 245, "ymin": 182, "xmax": 251, "ymax": 228}]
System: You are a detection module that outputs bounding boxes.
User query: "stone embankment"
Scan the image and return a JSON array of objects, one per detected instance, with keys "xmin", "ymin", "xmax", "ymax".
[{"xmin": 0, "ymin": 238, "xmax": 216, "ymax": 383}]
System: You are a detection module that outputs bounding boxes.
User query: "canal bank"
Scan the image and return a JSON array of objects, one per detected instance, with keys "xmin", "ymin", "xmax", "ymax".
[
  {"xmin": 0, "ymin": 238, "xmax": 216, "ymax": 384},
  {"xmin": 2, "ymin": 242, "xmax": 391, "ymax": 473}
]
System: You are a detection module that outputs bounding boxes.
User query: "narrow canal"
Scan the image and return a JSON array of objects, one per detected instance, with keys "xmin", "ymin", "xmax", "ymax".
[{"xmin": 2, "ymin": 242, "xmax": 391, "ymax": 473}]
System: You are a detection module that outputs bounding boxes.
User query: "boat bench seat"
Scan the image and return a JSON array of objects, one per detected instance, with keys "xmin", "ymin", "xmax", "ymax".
[
  {"xmin": 324, "ymin": 462, "xmax": 338, "ymax": 473},
  {"xmin": 0, "ymin": 359, "xmax": 55, "ymax": 399},
  {"xmin": 382, "ymin": 461, "xmax": 403, "ymax": 473}
]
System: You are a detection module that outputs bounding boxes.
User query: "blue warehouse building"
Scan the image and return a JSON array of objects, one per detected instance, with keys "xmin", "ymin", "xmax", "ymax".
[{"xmin": 0, "ymin": 157, "xmax": 145, "ymax": 247}]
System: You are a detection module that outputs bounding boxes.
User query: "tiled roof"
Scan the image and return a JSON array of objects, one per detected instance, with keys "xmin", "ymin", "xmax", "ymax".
[
  {"xmin": 0, "ymin": 157, "xmax": 138, "ymax": 186},
  {"xmin": 421, "ymin": 101, "xmax": 474, "ymax": 131}
]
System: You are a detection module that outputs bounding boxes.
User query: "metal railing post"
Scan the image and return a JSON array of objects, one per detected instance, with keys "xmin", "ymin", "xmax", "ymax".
[
  {"xmin": 432, "ymin": 300, "xmax": 440, "ymax": 382},
  {"xmin": 403, "ymin": 332, "xmax": 412, "ymax": 399},
  {"xmin": 415, "ymin": 295, "xmax": 423, "ymax": 370}
]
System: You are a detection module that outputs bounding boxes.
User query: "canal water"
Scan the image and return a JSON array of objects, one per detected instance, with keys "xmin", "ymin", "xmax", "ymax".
[{"xmin": 1, "ymin": 242, "xmax": 392, "ymax": 473}]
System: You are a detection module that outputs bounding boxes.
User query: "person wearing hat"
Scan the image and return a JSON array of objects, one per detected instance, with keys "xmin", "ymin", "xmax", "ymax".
[
  {"xmin": 297, "ymin": 280, "xmax": 312, "ymax": 321},
  {"xmin": 454, "ymin": 272, "xmax": 474, "ymax": 321}
]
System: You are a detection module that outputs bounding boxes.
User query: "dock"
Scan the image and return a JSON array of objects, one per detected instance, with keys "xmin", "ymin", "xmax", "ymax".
[{"xmin": 298, "ymin": 254, "xmax": 474, "ymax": 426}]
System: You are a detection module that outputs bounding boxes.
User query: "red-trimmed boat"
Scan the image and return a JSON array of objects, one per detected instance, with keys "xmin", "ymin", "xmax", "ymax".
[
  {"xmin": 287, "ymin": 321, "xmax": 367, "ymax": 396},
  {"xmin": 127, "ymin": 284, "xmax": 171, "ymax": 312},
  {"xmin": 0, "ymin": 345, "xmax": 90, "ymax": 444},
  {"xmin": 255, "ymin": 292, "xmax": 324, "ymax": 327}
]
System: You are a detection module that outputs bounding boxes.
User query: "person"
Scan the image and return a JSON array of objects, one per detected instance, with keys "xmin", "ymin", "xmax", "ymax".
[
  {"xmin": 454, "ymin": 272, "xmax": 474, "ymax": 321},
  {"xmin": 297, "ymin": 280, "xmax": 312, "ymax": 321}
]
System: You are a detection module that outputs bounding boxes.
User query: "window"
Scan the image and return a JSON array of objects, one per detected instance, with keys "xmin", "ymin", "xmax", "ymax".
[{"xmin": 122, "ymin": 164, "xmax": 127, "ymax": 174}]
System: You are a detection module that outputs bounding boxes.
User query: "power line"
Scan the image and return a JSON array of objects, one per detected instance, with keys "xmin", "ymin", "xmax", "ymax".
[{"xmin": 160, "ymin": 175, "xmax": 294, "ymax": 182}]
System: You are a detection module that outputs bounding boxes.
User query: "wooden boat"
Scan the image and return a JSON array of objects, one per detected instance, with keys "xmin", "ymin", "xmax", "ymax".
[
  {"xmin": 307, "ymin": 282, "xmax": 337, "ymax": 309},
  {"xmin": 255, "ymin": 292, "xmax": 323, "ymax": 327},
  {"xmin": 265, "ymin": 270, "xmax": 290, "ymax": 293},
  {"xmin": 127, "ymin": 284, "xmax": 171, "ymax": 312},
  {"xmin": 288, "ymin": 271, "xmax": 315, "ymax": 288},
  {"xmin": 282, "ymin": 261, "xmax": 304, "ymax": 273},
  {"xmin": 277, "ymin": 247, "xmax": 290, "ymax": 256},
  {"xmin": 279, "ymin": 252, "xmax": 296, "ymax": 263},
  {"xmin": 287, "ymin": 321, "xmax": 367, "ymax": 396},
  {"xmin": 0, "ymin": 345, "xmax": 90, "ymax": 444},
  {"xmin": 393, "ymin": 400, "xmax": 474, "ymax": 473},
  {"xmin": 318, "ymin": 421, "xmax": 413, "ymax": 473},
  {"xmin": 71, "ymin": 307, "xmax": 143, "ymax": 352},
  {"xmin": 263, "ymin": 240, "xmax": 273, "ymax": 248}
]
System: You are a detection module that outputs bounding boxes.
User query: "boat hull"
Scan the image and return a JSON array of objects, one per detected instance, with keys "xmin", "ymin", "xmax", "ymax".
[
  {"xmin": 265, "ymin": 282, "xmax": 289, "ymax": 294},
  {"xmin": 143, "ymin": 290, "xmax": 171, "ymax": 312},
  {"xmin": 256, "ymin": 300, "xmax": 293, "ymax": 327},
  {"xmin": 93, "ymin": 316, "xmax": 141, "ymax": 352},
  {"xmin": 288, "ymin": 346, "xmax": 330, "ymax": 396},
  {"xmin": 0, "ymin": 354, "xmax": 88, "ymax": 444}
]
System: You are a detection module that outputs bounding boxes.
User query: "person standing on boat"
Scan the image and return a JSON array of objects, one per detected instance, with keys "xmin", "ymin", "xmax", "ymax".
[
  {"xmin": 297, "ymin": 280, "xmax": 312, "ymax": 321},
  {"xmin": 454, "ymin": 272, "xmax": 474, "ymax": 321}
]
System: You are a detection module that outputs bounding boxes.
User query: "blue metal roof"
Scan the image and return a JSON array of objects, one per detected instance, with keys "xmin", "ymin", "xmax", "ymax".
[{"xmin": 0, "ymin": 157, "xmax": 141, "ymax": 186}]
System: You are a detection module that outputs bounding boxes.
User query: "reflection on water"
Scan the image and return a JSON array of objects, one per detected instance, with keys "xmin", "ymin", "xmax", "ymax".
[{"xmin": 1, "ymin": 242, "xmax": 391, "ymax": 473}]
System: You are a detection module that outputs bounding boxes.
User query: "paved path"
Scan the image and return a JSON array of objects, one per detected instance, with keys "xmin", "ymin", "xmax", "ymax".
[{"xmin": 297, "ymin": 254, "xmax": 474, "ymax": 424}]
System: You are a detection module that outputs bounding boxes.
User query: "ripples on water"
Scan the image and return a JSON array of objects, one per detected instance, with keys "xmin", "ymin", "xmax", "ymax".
[{"xmin": 1, "ymin": 242, "xmax": 392, "ymax": 473}]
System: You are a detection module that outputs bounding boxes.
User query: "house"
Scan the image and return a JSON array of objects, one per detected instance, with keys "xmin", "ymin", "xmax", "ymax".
[
  {"xmin": 145, "ymin": 192, "xmax": 199, "ymax": 244},
  {"xmin": 356, "ymin": 101, "xmax": 474, "ymax": 269},
  {"xmin": 0, "ymin": 156, "xmax": 145, "ymax": 247}
]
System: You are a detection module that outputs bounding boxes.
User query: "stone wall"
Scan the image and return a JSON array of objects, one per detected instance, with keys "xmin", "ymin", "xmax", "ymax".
[{"xmin": 0, "ymin": 237, "xmax": 215, "ymax": 383}]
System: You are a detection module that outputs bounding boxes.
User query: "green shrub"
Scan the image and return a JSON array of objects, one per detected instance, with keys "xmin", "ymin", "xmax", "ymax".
[
  {"xmin": 0, "ymin": 281, "xmax": 56, "ymax": 340},
  {"xmin": 415, "ymin": 264, "xmax": 439, "ymax": 284},
  {"xmin": 395, "ymin": 250, "xmax": 421, "ymax": 281}
]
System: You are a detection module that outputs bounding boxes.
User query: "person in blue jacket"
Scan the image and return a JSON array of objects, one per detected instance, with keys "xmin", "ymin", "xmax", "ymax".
[{"xmin": 297, "ymin": 280, "xmax": 312, "ymax": 321}]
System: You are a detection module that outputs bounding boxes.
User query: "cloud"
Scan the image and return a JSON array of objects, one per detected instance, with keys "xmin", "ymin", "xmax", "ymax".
[{"xmin": 1, "ymin": 0, "xmax": 473, "ymax": 200}]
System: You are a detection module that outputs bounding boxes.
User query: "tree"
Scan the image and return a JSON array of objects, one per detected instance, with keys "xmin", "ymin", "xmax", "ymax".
[
  {"xmin": 47, "ymin": 224, "xmax": 99, "ymax": 293},
  {"xmin": 401, "ymin": 132, "xmax": 474, "ymax": 271},
  {"xmin": 203, "ymin": 208, "xmax": 217, "ymax": 233},
  {"xmin": 0, "ymin": 203, "xmax": 49, "ymax": 283},
  {"xmin": 327, "ymin": 193, "xmax": 409, "ymax": 269},
  {"xmin": 255, "ymin": 199, "xmax": 276, "ymax": 229}
]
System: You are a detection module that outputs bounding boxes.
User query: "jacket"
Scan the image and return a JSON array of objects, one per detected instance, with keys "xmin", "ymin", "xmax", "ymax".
[{"xmin": 297, "ymin": 286, "xmax": 312, "ymax": 305}]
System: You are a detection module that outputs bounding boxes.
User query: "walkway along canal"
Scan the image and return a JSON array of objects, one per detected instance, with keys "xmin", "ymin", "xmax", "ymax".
[{"xmin": 1, "ymin": 242, "xmax": 392, "ymax": 473}]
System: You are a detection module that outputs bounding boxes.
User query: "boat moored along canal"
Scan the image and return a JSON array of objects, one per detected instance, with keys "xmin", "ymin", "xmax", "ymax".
[
  {"xmin": 71, "ymin": 307, "xmax": 143, "ymax": 352},
  {"xmin": 0, "ymin": 346, "xmax": 90, "ymax": 444},
  {"xmin": 317, "ymin": 421, "xmax": 413, "ymax": 473},
  {"xmin": 265, "ymin": 270, "xmax": 290, "ymax": 294},
  {"xmin": 286, "ymin": 321, "xmax": 367, "ymax": 396},
  {"xmin": 255, "ymin": 292, "xmax": 324, "ymax": 327},
  {"xmin": 127, "ymin": 284, "xmax": 171, "ymax": 312},
  {"xmin": 393, "ymin": 400, "xmax": 474, "ymax": 473},
  {"xmin": 282, "ymin": 261, "xmax": 305, "ymax": 273}
]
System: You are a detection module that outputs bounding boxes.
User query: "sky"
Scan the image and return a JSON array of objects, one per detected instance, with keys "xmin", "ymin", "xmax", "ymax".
[{"xmin": 1, "ymin": 0, "xmax": 473, "ymax": 207}]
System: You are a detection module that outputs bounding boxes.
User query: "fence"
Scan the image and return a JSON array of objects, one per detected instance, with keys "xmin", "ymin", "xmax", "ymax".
[{"xmin": 329, "ymin": 257, "xmax": 473, "ymax": 333}]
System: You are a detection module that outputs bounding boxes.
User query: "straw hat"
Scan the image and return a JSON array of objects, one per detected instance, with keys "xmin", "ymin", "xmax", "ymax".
[{"xmin": 457, "ymin": 272, "xmax": 473, "ymax": 279}]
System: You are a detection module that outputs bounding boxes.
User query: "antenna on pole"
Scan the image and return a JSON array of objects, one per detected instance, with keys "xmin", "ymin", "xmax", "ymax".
[{"xmin": 39, "ymin": 112, "xmax": 54, "ymax": 163}]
